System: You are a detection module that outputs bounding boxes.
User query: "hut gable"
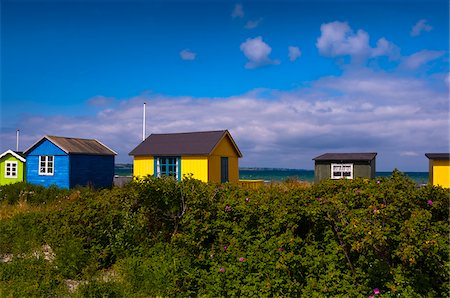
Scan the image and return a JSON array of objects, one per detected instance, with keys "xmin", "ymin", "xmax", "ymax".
[
  {"xmin": 129, "ymin": 130, "xmax": 242, "ymax": 183},
  {"xmin": 24, "ymin": 136, "xmax": 116, "ymax": 189},
  {"xmin": 0, "ymin": 150, "xmax": 26, "ymax": 185}
]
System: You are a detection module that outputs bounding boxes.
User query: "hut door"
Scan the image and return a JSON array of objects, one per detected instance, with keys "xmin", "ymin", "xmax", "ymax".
[{"xmin": 221, "ymin": 157, "xmax": 229, "ymax": 183}]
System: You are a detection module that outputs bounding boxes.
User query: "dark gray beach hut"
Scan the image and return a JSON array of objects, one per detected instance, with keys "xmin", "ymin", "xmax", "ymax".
[{"xmin": 313, "ymin": 153, "xmax": 377, "ymax": 183}]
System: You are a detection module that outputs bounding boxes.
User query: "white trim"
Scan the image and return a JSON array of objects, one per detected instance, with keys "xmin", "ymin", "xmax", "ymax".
[
  {"xmin": 94, "ymin": 139, "xmax": 118, "ymax": 155},
  {"xmin": 24, "ymin": 136, "xmax": 61, "ymax": 155},
  {"xmin": 39, "ymin": 155, "xmax": 54, "ymax": 176},
  {"xmin": 0, "ymin": 149, "xmax": 26, "ymax": 162},
  {"xmin": 5, "ymin": 161, "xmax": 18, "ymax": 178},
  {"xmin": 156, "ymin": 158, "xmax": 161, "ymax": 177},
  {"xmin": 331, "ymin": 163, "xmax": 353, "ymax": 179}
]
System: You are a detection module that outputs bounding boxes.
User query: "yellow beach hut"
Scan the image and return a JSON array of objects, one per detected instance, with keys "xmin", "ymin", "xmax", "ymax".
[
  {"xmin": 425, "ymin": 153, "xmax": 450, "ymax": 188},
  {"xmin": 129, "ymin": 130, "xmax": 242, "ymax": 183}
]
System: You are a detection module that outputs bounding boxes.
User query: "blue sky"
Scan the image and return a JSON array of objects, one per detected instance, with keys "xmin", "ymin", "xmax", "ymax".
[{"xmin": 1, "ymin": 0, "xmax": 449, "ymax": 171}]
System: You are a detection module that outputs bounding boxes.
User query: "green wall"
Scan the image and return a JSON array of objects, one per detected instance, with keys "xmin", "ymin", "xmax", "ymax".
[{"xmin": 0, "ymin": 154, "xmax": 25, "ymax": 185}]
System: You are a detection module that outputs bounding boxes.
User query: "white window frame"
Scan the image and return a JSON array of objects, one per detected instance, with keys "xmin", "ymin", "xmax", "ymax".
[
  {"xmin": 39, "ymin": 155, "xmax": 54, "ymax": 176},
  {"xmin": 331, "ymin": 163, "xmax": 353, "ymax": 179},
  {"xmin": 155, "ymin": 157, "xmax": 179, "ymax": 180},
  {"xmin": 5, "ymin": 161, "xmax": 18, "ymax": 178}
]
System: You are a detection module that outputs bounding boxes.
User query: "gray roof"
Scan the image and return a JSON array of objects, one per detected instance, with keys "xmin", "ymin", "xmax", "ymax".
[
  {"xmin": 24, "ymin": 136, "xmax": 117, "ymax": 156},
  {"xmin": 425, "ymin": 153, "xmax": 450, "ymax": 160},
  {"xmin": 129, "ymin": 130, "xmax": 242, "ymax": 157},
  {"xmin": 313, "ymin": 152, "xmax": 377, "ymax": 161}
]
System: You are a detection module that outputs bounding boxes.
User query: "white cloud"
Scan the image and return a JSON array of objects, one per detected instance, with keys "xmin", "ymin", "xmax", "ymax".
[
  {"xmin": 240, "ymin": 36, "xmax": 280, "ymax": 69},
  {"xmin": 180, "ymin": 49, "xmax": 196, "ymax": 60},
  {"xmin": 411, "ymin": 19, "xmax": 433, "ymax": 36},
  {"xmin": 231, "ymin": 3, "xmax": 244, "ymax": 19},
  {"xmin": 316, "ymin": 21, "xmax": 397, "ymax": 59},
  {"xmin": 4, "ymin": 68, "xmax": 448, "ymax": 171},
  {"xmin": 245, "ymin": 18, "xmax": 262, "ymax": 29},
  {"xmin": 401, "ymin": 50, "xmax": 445, "ymax": 69},
  {"xmin": 288, "ymin": 46, "xmax": 301, "ymax": 61}
]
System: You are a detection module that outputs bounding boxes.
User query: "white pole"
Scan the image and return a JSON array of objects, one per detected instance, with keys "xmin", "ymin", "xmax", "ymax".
[
  {"xmin": 16, "ymin": 129, "xmax": 19, "ymax": 151},
  {"xmin": 143, "ymin": 102, "xmax": 146, "ymax": 141}
]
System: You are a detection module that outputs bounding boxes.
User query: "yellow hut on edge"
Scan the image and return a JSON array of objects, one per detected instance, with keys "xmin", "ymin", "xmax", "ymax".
[
  {"xmin": 129, "ymin": 130, "xmax": 242, "ymax": 183},
  {"xmin": 425, "ymin": 153, "xmax": 450, "ymax": 188}
]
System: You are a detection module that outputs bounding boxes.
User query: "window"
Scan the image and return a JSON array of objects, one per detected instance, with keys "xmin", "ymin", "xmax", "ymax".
[
  {"xmin": 155, "ymin": 157, "xmax": 180, "ymax": 180},
  {"xmin": 39, "ymin": 156, "xmax": 54, "ymax": 176},
  {"xmin": 331, "ymin": 163, "xmax": 353, "ymax": 179},
  {"xmin": 5, "ymin": 161, "xmax": 18, "ymax": 178}
]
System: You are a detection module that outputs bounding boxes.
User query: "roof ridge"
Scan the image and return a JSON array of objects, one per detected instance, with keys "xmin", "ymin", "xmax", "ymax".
[
  {"xmin": 150, "ymin": 130, "xmax": 226, "ymax": 136},
  {"xmin": 47, "ymin": 135, "xmax": 98, "ymax": 141}
]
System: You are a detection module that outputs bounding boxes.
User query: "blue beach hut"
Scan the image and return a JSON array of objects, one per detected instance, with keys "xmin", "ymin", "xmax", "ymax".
[{"xmin": 24, "ymin": 136, "xmax": 117, "ymax": 188}]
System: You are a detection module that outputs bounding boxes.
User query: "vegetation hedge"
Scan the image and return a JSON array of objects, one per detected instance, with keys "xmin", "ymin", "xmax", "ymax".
[{"xmin": 0, "ymin": 170, "xmax": 448, "ymax": 297}]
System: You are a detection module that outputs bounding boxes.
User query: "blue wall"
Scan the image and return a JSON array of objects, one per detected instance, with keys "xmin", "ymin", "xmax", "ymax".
[
  {"xmin": 70, "ymin": 155, "xmax": 114, "ymax": 188},
  {"xmin": 26, "ymin": 139, "xmax": 115, "ymax": 189},
  {"xmin": 26, "ymin": 139, "xmax": 70, "ymax": 188}
]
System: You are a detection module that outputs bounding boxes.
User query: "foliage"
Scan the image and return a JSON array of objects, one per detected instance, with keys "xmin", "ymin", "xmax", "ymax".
[{"xmin": 0, "ymin": 172, "xmax": 448, "ymax": 296}]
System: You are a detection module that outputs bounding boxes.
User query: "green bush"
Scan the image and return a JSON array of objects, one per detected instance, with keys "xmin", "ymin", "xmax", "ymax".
[
  {"xmin": 0, "ymin": 172, "xmax": 448, "ymax": 296},
  {"xmin": 76, "ymin": 280, "xmax": 124, "ymax": 298},
  {"xmin": 0, "ymin": 257, "xmax": 65, "ymax": 297},
  {"xmin": 0, "ymin": 182, "xmax": 71, "ymax": 205},
  {"xmin": 0, "ymin": 212, "xmax": 47, "ymax": 254}
]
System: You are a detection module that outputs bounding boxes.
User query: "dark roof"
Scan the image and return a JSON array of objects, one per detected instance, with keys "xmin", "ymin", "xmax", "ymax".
[
  {"xmin": 425, "ymin": 153, "xmax": 450, "ymax": 160},
  {"xmin": 14, "ymin": 151, "xmax": 26, "ymax": 159},
  {"xmin": 313, "ymin": 152, "xmax": 377, "ymax": 161},
  {"xmin": 129, "ymin": 130, "xmax": 242, "ymax": 157},
  {"xmin": 24, "ymin": 136, "xmax": 117, "ymax": 156}
]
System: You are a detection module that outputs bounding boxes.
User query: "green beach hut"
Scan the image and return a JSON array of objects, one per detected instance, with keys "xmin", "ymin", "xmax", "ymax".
[{"xmin": 0, "ymin": 149, "xmax": 26, "ymax": 185}]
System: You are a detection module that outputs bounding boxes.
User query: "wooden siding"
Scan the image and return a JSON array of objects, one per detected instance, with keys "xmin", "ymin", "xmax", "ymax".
[
  {"xmin": 133, "ymin": 156, "xmax": 154, "ymax": 177},
  {"xmin": 131, "ymin": 132, "xmax": 241, "ymax": 183},
  {"xmin": 181, "ymin": 156, "xmax": 208, "ymax": 182},
  {"xmin": 25, "ymin": 139, "xmax": 114, "ymax": 189},
  {"xmin": 0, "ymin": 155, "xmax": 25, "ymax": 185},
  {"xmin": 208, "ymin": 155, "xmax": 239, "ymax": 183},
  {"xmin": 29, "ymin": 139, "xmax": 67, "ymax": 155},
  {"xmin": 69, "ymin": 155, "xmax": 114, "ymax": 188},
  {"xmin": 26, "ymin": 139, "xmax": 70, "ymax": 188},
  {"xmin": 429, "ymin": 159, "xmax": 450, "ymax": 188},
  {"xmin": 208, "ymin": 136, "xmax": 240, "ymax": 183},
  {"xmin": 212, "ymin": 136, "xmax": 240, "ymax": 157},
  {"xmin": 26, "ymin": 154, "xmax": 70, "ymax": 188}
]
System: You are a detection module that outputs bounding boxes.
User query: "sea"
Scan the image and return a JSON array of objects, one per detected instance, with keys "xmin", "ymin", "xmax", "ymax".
[{"xmin": 114, "ymin": 164, "xmax": 429, "ymax": 185}]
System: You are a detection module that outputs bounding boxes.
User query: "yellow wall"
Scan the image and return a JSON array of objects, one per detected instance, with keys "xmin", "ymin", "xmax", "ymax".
[
  {"xmin": 208, "ymin": 136, "xmax": 240, "ymax": 183},
  {"xmin": 430, "ymin": 160, "xmax": 450, "ymax": 188},
  {"xmin": 132, "ymin": 134, "xmax": 241, "ymax": 183},
  {"xmin": 208, "ymin": 155, "xmax": 220, "ymax": 183},
  {"xmin": 133, "ymin": 156, "xmax": 154, "ymax": 178},
  {"xmin": 181, "ymin": 156, "xmax": 208, "ymax": 182}
]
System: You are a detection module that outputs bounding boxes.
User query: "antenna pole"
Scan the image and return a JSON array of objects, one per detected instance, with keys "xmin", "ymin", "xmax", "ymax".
[
  {"xmin": 143, "ymin": 102, "xmax": 146, "ymax": 141},
  {"xmin": 16, "ymin": 129, "xmax": 20, "ymax": 151}
]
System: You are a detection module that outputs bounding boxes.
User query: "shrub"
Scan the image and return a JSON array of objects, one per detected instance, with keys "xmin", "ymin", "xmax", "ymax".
[{"xmin": 0, "ymin": 171, "xmax": 448, "ymax": 296}]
